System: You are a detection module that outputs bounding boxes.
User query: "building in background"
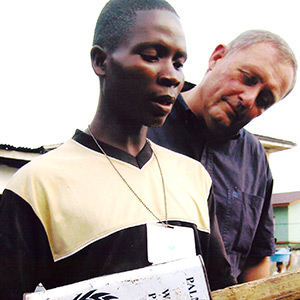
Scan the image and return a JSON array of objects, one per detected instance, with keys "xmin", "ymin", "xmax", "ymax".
[
  {"xmin": 0, "ymin": 144, "xmax": 58, "ymax": 200},
  {"xmin": 272, "ymin": 191, "xmax": 300, "ymax": 249},
  {"xmin": 255, "ymin": 134, "xmax": 296, "ymax": 161}
]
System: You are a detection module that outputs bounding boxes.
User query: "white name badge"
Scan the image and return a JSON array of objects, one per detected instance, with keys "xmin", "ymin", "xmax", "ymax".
[{"xmin": 147, "ymin": 222, "xmax": 196, "ymax": 264}]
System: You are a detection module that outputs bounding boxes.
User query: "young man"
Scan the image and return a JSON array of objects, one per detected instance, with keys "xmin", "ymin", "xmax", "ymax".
[
  {"xmin": 148, "ymin": 29, "xmax": 297, "ymax": 282},
  {"xmin": 0, "ymin": 0, "xmax": 235, "ymax": 298}
]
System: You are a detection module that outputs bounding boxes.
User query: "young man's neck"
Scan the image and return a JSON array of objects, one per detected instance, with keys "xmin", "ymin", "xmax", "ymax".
[{"xmin": 87, "ymin": 120, "xmax": 148, "ymax": 157}]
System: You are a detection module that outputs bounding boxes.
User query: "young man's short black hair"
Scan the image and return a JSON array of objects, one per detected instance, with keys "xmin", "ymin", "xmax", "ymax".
[{"xmin": 93, "ymin": 0, "xmax": 178, "ymax": 52}]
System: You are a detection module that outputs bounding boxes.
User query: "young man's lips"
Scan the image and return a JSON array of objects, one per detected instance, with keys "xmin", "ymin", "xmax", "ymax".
[
  {"xmin": 153, "ymin": 95, "xmax": 176, "ymax": 105},
  {"xmin": 151, "ymin": 95, "xmax": 176, "ymax": 114}
]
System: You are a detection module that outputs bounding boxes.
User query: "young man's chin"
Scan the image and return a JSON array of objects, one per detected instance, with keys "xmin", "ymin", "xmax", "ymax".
[
  {"xmin": 149, "ymin": 120, "xmax": 167, "ymax": 129},
  {"xmin": 147, "ymin": 116, "xmax": 169, "ymax": 129}
]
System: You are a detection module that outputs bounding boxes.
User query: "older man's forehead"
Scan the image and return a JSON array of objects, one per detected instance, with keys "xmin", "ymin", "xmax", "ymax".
[{"xmin": 237, "ymin": 43, "xmax": 294, "ymax": 99}]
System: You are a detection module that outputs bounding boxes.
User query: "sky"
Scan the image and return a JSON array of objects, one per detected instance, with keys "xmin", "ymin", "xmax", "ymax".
[{"xmin": 1, "ymin": 0, "xmax": 299, "ymax": 193}]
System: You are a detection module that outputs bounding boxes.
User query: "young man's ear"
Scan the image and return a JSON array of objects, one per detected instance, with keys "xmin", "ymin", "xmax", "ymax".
[
  {"xmin": 91, "ymin": 45, "xmax": 107, "ymax": 76},
  {"xmin": 208, "ymin": 44, "xmax": 227, "ymax": 70}
]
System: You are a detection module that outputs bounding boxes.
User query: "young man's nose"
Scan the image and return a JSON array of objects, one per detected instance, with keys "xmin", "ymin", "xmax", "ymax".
[{"xmin": 157, "ymin": 60, "xmax": 182, "ymax": 88}]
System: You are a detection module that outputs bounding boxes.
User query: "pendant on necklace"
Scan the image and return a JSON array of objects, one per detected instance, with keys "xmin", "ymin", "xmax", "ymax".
[{"xmin": 147, "ymin": 222, "xmax": 196, "ymax": 264}]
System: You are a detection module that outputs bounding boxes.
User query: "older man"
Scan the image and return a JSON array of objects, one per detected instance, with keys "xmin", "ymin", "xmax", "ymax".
[{"xmin": 148, "ymin": 29, "xmax": 297, "ymax": 282}]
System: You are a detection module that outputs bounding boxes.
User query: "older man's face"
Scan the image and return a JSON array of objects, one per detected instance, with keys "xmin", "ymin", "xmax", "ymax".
[{"xmin": 199, "ymin": 42, "xmax": 294, "ymax": 136}]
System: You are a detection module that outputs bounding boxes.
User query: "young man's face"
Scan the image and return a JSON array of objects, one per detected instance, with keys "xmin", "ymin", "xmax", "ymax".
[
  {"xmin": 198, "ymin": 42, "xmax": 294, "ymax": 136},
  {"xmin": 102, "ymin": 10, "xmax": 187, "ymax": 128}
]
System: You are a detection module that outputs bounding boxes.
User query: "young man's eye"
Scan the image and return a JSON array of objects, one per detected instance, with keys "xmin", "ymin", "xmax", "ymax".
[
  {"xmin": 140, "ymin": 54, "xmax": 158, "ymax": 62},
  {"xmin": 173, "ymin": 60, "xmax": 184, "ymax": 70},
  {"xmin": 243, "ymin": 73, "xmax": 258, "ymax": 86}
]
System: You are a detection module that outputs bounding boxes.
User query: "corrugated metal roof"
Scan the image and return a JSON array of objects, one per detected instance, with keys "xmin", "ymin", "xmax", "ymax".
[
  {"xmin": 0, "ymin": 144, "xmax": 60, "ymax": 163},
  {"xmin": 0, "ymin": 144, "xmax": 47, "ymax": 154}
]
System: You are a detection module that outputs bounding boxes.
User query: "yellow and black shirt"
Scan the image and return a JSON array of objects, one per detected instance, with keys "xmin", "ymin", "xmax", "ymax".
[{"xmin": 0, "ymin": 130, "xmax": 236, "ymax": 299}]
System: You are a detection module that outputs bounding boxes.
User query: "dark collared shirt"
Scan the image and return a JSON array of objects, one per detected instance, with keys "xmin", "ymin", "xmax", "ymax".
[{"xmin": 148, "ymin": 94, "xmax": 275, "ymax": 278}]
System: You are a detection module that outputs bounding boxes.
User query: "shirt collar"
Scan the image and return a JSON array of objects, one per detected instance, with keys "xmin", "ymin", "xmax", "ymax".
[{"xmin": 72, "ymin": 129, "xmax": 152, "ymax": 169}]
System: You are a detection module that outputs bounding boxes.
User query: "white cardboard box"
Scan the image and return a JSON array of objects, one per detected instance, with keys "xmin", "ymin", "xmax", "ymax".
[{"xmin": 24, "ymin": 256, "xmax": 211, "ymax": 300}]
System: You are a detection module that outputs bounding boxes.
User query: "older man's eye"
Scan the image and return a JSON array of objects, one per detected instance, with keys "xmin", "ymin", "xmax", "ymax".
[
  {"xmin": 256, "ymin": 96, "xmax": 269, "ymax": 109},
  {"xmin": 256, "ymin": 90, "xmax": 274, "ymax": 109},
  {"xmin": 243, "ymin": 73, "xmax": 258, "ymax": 86}
]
